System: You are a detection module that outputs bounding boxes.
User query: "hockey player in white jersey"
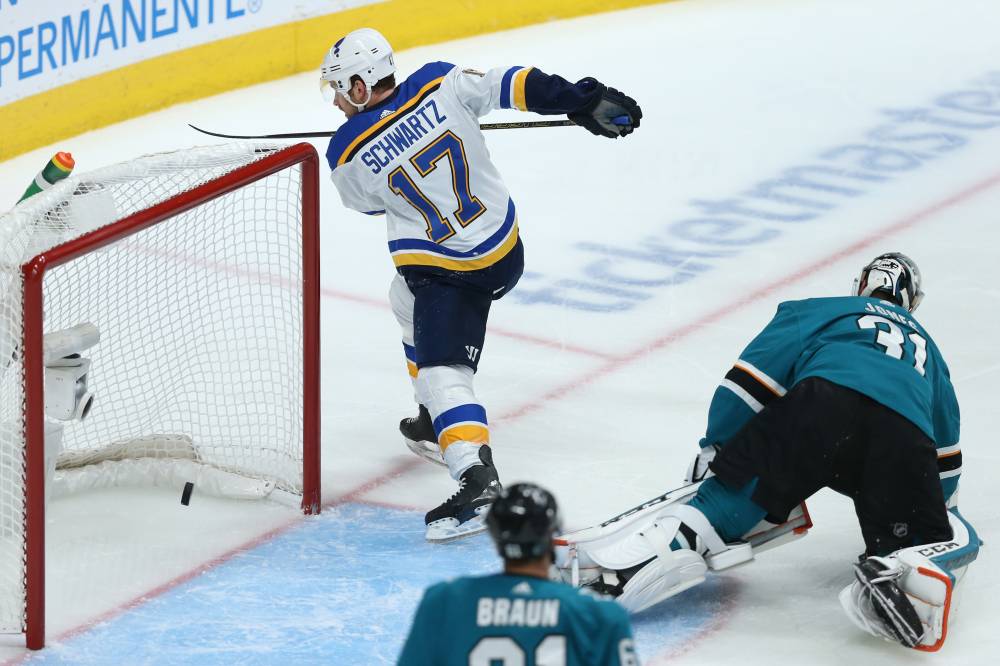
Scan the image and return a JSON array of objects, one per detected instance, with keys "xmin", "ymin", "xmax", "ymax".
[{"xmin": 320, "ymin": 28, "xmax": 641, "ymax": 542}]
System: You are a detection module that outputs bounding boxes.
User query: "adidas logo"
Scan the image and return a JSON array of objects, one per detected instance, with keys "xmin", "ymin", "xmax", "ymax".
[{"xmin": 511, "ymin": 581, "xmax": 533, "ymax": 595}]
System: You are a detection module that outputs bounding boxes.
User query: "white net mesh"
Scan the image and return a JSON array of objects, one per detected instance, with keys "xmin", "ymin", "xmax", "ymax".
[{"xmin": 0, "ymin": 143, "xmax": 309, "ymax": 633}]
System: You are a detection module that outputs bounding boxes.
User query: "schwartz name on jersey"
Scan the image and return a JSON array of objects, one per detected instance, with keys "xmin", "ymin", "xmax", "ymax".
[
  {"xmin": 701, "ymin": 296, "xmax": 962, "ymax": 501},
  {"xmin": 327, "ymin": 62, "xmax": 597, "ymax": 274},
  {"xmin": 398, "ymin": 574, "xmax": 636, "ymax": 665}
]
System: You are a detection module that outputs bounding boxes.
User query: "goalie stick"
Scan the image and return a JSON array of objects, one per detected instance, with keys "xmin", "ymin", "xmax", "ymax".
[
  {"xmin": 188, "ymin": 119, "xmax": 577, "ymax": 140},
  {"xmin": 554, "ymin": 480, "xmax": 813, "ymax": 555}
]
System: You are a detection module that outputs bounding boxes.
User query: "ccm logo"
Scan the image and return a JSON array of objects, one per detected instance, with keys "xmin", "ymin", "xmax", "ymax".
[{"xmin": 919, "ymin": 542, "xmax": 959, "ymax": 556}]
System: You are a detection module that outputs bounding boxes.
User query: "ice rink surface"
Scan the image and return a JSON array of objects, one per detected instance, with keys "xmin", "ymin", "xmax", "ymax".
[{"xmin": 2, "ymin": 0, "xmax": 999, "ymax": 662}]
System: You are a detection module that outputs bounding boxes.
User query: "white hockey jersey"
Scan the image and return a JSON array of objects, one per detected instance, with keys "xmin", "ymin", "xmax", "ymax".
[{"xmin": 326, "ymin": 61, "xmax": 533, "ymax": 272}]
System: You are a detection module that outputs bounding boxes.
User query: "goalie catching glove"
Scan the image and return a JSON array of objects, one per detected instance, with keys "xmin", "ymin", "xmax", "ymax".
[{"xmin": 569, "ymin": 78, "xmax": 642, "ymax": 138}]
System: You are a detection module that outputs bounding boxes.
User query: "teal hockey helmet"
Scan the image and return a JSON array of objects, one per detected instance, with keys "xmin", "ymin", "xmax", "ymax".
[{"xmin": 853, "ymin": 252, "xmax": 924, "ymax": 312}]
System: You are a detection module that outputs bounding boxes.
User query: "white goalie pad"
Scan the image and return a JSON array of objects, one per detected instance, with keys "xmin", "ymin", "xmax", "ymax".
[
  {"xmin": 555, "ymin": 482, "xmax": 811, "ymax": 573},
  {"xmin": 840, "ymin": 510, "xmax": 978, "ymax": 652},
  {"xmin": 556, "ymin": 502, "xmax": 749, "ymax": 613},
  {"xmin": 554, "ymin": 482, "xmax": 812, "ymax": 612},
  {"xmin": 610, "ymin": 548, "xmax": 709, "ymax": 614}
]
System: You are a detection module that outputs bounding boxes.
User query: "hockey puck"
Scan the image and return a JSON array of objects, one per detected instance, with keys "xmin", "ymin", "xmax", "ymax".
[{"xmin": 181, "ymin": 482, "xmax": 194, "ymax": 506}]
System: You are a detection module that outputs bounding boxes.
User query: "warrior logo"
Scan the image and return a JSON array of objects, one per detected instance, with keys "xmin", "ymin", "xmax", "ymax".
[{"xmin": 466, "ymin": 345, "xmax": 480, "ymax": 362}]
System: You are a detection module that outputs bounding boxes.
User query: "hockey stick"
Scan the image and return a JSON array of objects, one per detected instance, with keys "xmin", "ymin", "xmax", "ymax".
[
  {"xmin": 188, "ymin": 119, "xmax": 576, "ymax": 140},
  {"xmin": 554, "ymin": 480, "xmax": 812, "ymax": 553}
]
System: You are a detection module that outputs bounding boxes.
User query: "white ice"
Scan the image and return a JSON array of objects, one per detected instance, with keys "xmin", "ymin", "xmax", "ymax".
[{"xmin": 1, "ymin": 0, "xmax": 998, "ymax": 663}]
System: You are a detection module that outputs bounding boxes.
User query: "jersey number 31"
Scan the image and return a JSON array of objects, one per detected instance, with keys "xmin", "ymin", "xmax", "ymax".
[{"xmin": 857, "ymin": 314, "xmax": 927, "ymax": 376}]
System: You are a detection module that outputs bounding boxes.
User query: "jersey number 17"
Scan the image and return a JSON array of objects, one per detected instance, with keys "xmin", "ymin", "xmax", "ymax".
[{"xmin": 388, "ymin": 130, "xmax": 487, "ymax": 243}]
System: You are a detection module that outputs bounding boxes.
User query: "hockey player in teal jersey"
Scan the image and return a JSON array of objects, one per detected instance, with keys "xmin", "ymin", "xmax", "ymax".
[
  {"xmin": 398, "ymin": 484, "xmax": 637, "ymax": 665},
  {"xmin": 319, "ymin": 28, "xmax": 641, "ymax": 543},
  {"xmin": 556, "ymin": 253, "xmax": 980, "ymax": 652}
]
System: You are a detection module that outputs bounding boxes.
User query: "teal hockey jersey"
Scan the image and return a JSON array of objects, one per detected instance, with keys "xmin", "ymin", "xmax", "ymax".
[
  {"xmin": 700, "ymin": 296, "xmax": 961, "ymax": 500},
  {"xmin": 398, "ymin": 573, "xmax": 636, "ymax": 665}
]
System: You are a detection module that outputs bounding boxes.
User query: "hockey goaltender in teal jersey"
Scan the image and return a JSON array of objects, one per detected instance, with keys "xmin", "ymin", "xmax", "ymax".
[
  {"xmin": 397, "ymin": 573, "xmax": 636, "ymax": 665},
  {"xmin": 701, "ymin": 295, "xmax": 960, "ymax": 497}
]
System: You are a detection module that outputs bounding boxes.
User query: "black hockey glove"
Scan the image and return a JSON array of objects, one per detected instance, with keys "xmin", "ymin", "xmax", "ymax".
[{"xmin": 568, "ymin": 78, "xmax": 642, "ymax": 139}]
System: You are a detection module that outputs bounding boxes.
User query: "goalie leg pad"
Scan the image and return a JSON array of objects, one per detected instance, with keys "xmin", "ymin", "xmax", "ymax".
[
  {"xmin": 615, "ymin": 549, "xmax": 708, "ymax": 613},
  {"xmin": 840, "ymin": 510, "xmax": 979, "ymax": 651},
  {"xmin": 557, "ymin": 503, "xmax": 752, "ymax": 613}
]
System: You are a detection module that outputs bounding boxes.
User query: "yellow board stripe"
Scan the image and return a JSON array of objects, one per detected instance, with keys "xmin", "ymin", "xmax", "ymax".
[
  {"xmin": 513, "ymin": 67, "xmax": 533, "ymax": 111},
  {"xmin": 392, "ymin": 222, "xmax": 519, "ymax": 271},
  {"xmin": 439, "ymin": 424, "xmax": 490, "ymax": 450},
  {"xmin": 1, "ymin": 0, "xmax": 677, "ymax": 160},
  {"xmin": 337, "ymin": 76, "xmax": 445, "ymax": 167}
]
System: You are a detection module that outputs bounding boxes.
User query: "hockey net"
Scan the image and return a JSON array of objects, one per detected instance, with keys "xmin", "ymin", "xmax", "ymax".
[{"xmin": 0, "ymin": 143, "xmax": 320, "ymax": 646}]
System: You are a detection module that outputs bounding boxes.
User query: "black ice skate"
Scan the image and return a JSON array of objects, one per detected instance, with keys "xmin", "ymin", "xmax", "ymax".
[
  {"xmin": 399, "ymin": 404, "xmax": 446, "ymax": 467},
  {"xmin": 425, "ymin": 445, "xmax": 501, "ymax": 543}
]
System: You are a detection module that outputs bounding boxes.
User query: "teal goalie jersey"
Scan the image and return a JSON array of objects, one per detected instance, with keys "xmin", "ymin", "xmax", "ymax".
[
  {"xmin": 398, "ymin": 573, "xmax": 636, "ymax": 665},
  {"xmin": 701, "ymin": 296, "xmax": 961, "ymax": 500}
]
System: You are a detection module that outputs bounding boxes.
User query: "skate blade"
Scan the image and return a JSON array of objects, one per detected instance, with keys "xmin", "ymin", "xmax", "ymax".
[
  {"xmin": 404, "ymin": 437, "xmax": 447, "ymax": 467},
  {"xmin": 425, "ymin": 512, "xmax": 488, "ymax": 543}
]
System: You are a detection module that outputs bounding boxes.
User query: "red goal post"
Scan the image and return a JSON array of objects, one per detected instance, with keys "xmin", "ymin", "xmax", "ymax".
[{"xmin": 1, "ymin": 142, "xmax": 320, "ymax": 649}]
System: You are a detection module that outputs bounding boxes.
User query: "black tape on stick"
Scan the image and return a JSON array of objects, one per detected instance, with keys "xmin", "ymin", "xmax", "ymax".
[{"xmin": 181, "ymin": 482, "xmax": 194, "ymax": 506}]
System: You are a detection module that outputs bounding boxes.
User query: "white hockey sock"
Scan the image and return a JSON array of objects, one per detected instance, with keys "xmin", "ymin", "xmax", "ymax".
[{"xmin": 443, "ymin": 441, "xmax": 483, "ymax": 481}]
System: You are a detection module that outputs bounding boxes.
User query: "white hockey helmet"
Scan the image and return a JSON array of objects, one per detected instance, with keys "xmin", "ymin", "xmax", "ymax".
[
  {"xmin": 320, "ymin": 28, "xmax": 395, "ymax": 109},
  {"xmin": 852, "ymin": 252, "xmax": 924, "ymax": 312}
]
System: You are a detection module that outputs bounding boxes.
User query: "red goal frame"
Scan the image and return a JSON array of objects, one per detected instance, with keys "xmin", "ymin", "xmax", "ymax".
[{"xmin": 18, "ymin": 143, "xmax": 321, "ymax": 650}]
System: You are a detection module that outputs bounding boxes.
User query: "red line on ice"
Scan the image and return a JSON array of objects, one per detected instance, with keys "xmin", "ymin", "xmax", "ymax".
[
  {"xmin": 319, "ymin": 285, "xmax": 616, "ymax": 360},
  {"xmin": 1, "ymin": 459, "xmax": 423, "ymax": 663},
  {"xmin": 11, "ymin": 168, "xmax": 1000, "ymax": 661},
  {"xmin": 495, "ymin": 169, "xmax": 1000, "ymax": 424}
]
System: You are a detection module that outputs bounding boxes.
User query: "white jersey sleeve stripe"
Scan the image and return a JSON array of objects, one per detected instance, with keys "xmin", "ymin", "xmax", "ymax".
[
  {"xmin": 734, "ymin": 360, "xmax": 787, "ymax": 396},
  {"xmin": 720, "ymin": 378, "xmax": 765, "ymax": 413}
]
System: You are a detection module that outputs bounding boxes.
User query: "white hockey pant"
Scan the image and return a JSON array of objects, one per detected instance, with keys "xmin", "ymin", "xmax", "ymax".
[
  {"xmin": 389, "ymin": 275, "xmax": 487, "ymax": 479},
  {"xmin": 389, "ymin": 275, "xmax": 418, "ymax": 395}
]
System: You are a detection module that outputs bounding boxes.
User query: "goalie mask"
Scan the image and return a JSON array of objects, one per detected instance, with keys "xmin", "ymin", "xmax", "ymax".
[
  {"xmin": 852, "ymin": 252, "xmax": 924, "ymax": 313},
  {"xmin": 486, "ymin": 483, "xmax": 561, "ymax": 561},
  {"xmin": 319, "ymin": 28, "xmax": 395, "ymax": 109}
]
